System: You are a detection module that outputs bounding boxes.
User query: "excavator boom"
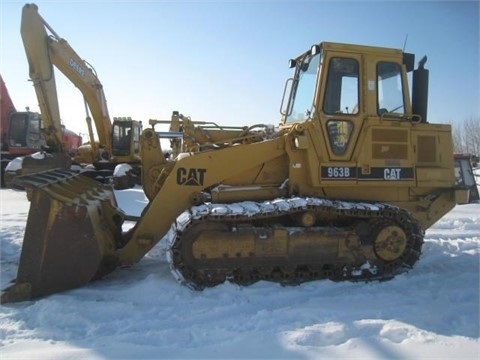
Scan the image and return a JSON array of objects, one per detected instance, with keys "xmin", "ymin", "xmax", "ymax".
[
  {"xmin": 21, "ymin": 3, "xmax": 111, "ymax": 153},
  {"xmin": 20, "ymin": 5, "xmax": 64, "ymax": 152}
]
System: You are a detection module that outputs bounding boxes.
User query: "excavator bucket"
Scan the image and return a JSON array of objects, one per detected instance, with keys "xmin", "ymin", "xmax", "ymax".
[
  {"xmin": 20, "ymin": 152, "xmax": 72, "ymax": 176},
  {"xmin": 1, "ymin": 169, "xmax": 124, "ymax": 303},
  {"xmin": 5, "ymin": 152, "xmax": 72, "ymax": 189}
]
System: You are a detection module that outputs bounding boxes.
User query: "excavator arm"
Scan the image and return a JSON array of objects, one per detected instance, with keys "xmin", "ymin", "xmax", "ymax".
[{"xmin": 21, "ymin": 3, "xmax": 112, "ymax": 154}]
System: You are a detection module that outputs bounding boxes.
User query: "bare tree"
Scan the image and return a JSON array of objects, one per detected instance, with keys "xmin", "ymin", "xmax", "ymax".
[
  {"xmin": 463, "ymin": 116, "xmax": 480, "ymax": 156},
  {"xmin": 452, "ymin": 122, "xmax": 465, "ymax": 153},
  {"xmin": 452, "ymin": 116, "xmax": 479, "ymax": 158}
]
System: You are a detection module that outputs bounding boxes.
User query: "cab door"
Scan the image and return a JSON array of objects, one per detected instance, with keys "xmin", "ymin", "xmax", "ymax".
[{"xmin": 317, "ymin": 53, "xmax": 363, "ymax": 182}]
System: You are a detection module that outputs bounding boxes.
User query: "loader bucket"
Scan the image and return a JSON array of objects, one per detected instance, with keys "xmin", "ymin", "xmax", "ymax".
[{"xmin": 1, "ymin": 169, "xmax": 125, "ymax": 303}]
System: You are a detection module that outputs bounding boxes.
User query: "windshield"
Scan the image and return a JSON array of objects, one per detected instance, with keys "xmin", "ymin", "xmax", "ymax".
[
  {"xmin": 9, "ymin": 113, "xmax": 28, "ymax": 147},
  {"xmin": 112, "ymin": 122, "xmax": 132, "ymax": 156},
  {"xmin": 285, "ymin": 51, "xmax": 321, "ymax": 123}
]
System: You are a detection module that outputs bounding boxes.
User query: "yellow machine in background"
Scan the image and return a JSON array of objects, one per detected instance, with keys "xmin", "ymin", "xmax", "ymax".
[
  {"xmin": 19, "ymin": 3, "xmax": 142, "ymax": 188},
  {"xmin": 2, "ymin": 27, "xmax": 475, "ymax": 302},
  {"xmin": 149, "ymin": 111, "xmax": 274, "ymax": 158}
]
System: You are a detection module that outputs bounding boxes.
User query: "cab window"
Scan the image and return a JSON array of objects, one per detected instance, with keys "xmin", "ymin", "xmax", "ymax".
[
  {"xmin": 377, "ymin": 62, "xmax": 404, "ymax": 114},
  {"xmin": 285, "ymin": 52, "xmax": 321, "ymax": 123},
  {"xmin": 327, "ymin": 120, "xmax": 353, "ymax": 155},
  {"xmin": 133, "ymin": 125, "xmax": 140, "ymax": 153},
  {"xmin": 323, "ymin": 58, "xmax": 359, "ymax": 115},
  {"xmin": 9, "ymin": 113, "xmax": 28, "ymax": 146}
]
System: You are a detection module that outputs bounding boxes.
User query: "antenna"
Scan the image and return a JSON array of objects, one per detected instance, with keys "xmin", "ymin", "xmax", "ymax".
[{"xmin": 403, "ymin": 34, "xmax": 409, "ymax": 52}]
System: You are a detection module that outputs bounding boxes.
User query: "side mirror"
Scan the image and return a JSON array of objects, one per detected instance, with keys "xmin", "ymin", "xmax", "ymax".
[{"xmin": 311, "ymin": 44, "xmax": 321, "ymax": 55}]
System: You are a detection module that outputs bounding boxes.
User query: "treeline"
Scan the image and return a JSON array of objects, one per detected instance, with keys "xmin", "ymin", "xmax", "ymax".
[{"xmin": 452, "ymin": 116, "xmax": 479, "ymax": 163}]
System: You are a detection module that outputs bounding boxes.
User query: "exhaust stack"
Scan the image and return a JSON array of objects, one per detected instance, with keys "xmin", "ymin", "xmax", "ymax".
[{"xmin": 412, "ymin": 55, "xmax": 429, "ymax": 123}]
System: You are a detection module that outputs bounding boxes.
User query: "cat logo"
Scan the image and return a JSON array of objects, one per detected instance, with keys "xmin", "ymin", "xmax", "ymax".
[
  {"xmin": 384, "ymin": 168, "xmax": 401, "ymax": 180},
  {"xmin": 177, "ymin": 167, "xmax": 207, "ymax": 186}
]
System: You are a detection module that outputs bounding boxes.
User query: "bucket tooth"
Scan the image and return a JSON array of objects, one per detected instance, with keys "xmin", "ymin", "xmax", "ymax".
[{"xmin": 1, "ymin": 170, "xmax": 124, "ymax": 303}]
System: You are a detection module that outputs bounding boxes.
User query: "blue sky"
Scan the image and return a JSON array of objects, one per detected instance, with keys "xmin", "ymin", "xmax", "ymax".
[{"xmin": 1, "ymin": 0, "xmax": 478, "ymax": 137}]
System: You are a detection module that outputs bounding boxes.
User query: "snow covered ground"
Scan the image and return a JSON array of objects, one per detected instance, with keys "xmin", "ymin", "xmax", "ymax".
[{"xmin": 0, "ymin": 180, "xmax": 479, "ymax": 359}]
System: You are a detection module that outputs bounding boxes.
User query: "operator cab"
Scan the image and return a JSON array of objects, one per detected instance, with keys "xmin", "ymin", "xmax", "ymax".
[
  {"xmin": 280, "ymin": 42, "xmax": 425, "ymax": 159},
  {"xmin": 8, "ymin": 111, "xmax": 44, "ymax": 154},
  {"xmin": 454, "ymin": 154, "xmax": 479, "ymax": 203},
  {"xmin": 111, "ymin": 117, "xmax": 141, "ymax": 157}
]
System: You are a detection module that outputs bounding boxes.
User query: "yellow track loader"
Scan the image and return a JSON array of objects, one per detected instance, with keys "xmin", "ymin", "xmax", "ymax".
[{"xmin": 1, "ymin": 39, "xmax": 475, "ymax": 303}]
